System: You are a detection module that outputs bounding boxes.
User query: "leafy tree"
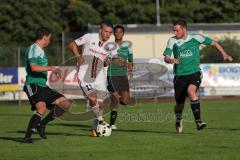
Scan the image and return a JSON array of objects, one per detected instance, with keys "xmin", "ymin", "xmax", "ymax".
[
  {"xmin": 160, "ymin": 0, "xmax": 240, "ymax": 23},
  {"xmin": 91, "ymin": 0, "xmax": 156, "ymax": 24},
  {"xmin": 0, "ymin": 0, "xmax": 68, "ymax": 66},
  {"xmin": 64, "ymin": 0, "xmax": 101, "ymax": 32},
  {"xmin": 0, "ymin": 0, "xmax": 67, "ymax": 45},
  {"xmin": 1, "ymin": 0, "xmax": 240, "ymax": 66}
]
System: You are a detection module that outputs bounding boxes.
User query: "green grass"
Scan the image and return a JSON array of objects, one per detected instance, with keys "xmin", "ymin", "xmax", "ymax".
[{"xmin": 0, "ymin": 100, "xmax": 240, "ymax": 160}]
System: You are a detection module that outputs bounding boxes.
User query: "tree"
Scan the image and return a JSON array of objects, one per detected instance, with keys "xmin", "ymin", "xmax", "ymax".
[
  {"xmin": 64, "ymin": 0, "xmax": 101, "ymax": 32},
  {"xmin": 0, "ymin": 0, "xmax": 67, "ymax": 45},
  {"xmin": 1, "ymin": 0, "xmax": 240, "ymax": 66},
  {"xmin": 0, "ymin": 0, "xmax": 68, "ymax": 66},
  {"xmin": 91, "ymin": 0, "xmax": 156, "ymax": 24},
  {"xmin": 160, "ymin": 0, "xmax": 240, "ymax": 23}
]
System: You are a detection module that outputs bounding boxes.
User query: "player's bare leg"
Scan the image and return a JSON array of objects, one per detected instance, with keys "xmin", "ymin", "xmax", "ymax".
[
  {"xmin": 109, "ymin": 92, "xmax": 120, "ymax": 129},
  {"xmin": 37, "ymin": 97, "xmax": 71, "ymax": 139},
  {"xmin": 188, "ymin": 84, "xmax": 206, "ymax": 130},
  {"xmin": 109, "ymin": 90, "xmax": 130, "ymax": 129},
  {"xmin": 87, "ymin": 92, "xmax": 105, "ymax": 136},
  {"xmin": 119, "ymin": 91, "xmax": 130, "ymax": 105}
]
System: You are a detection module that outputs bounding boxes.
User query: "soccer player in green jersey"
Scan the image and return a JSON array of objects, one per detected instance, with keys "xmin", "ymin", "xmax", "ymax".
[
  {"xmin": 22, "ymin": 27, "xmax": 71, "ymax": 143},
  {"xmin": 163, "ymin": 20, "xmax": 233, "ymax": 133},
  {"xmin": 107, "ymin": 25, "xmax": 133, "ymax": 129}
]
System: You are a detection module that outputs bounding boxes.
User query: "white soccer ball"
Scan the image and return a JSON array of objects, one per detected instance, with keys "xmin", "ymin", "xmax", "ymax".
[{"xmin": 97, "ymin": 122, "xmax": 112, "ymax": 137}]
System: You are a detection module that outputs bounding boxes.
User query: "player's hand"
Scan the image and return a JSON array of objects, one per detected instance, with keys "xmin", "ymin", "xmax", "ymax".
[
  {"xmin": 52, "ymin": 68, "xmax": 62, "ymax": 79},
  {"xmin": 223, "ymin": 54, "xmax": 233, "ymax": 62},
  {"xmin": 113, "ymin": 57, "xmax": 127, "ymax": 67},
  {"xmin": 171, "ymin": 58, "xmax": 179, "ymax": 64},
  {"xmin": 76, "ymin": 55, "xmax": 85, "ymax": 65},
  {"xmin": 128, "ymin": 71, "xmax": 133, "ymax": 79},
  {"xmin": 104, "ymin": 60, "xmax": 110, "ymax": 67}
]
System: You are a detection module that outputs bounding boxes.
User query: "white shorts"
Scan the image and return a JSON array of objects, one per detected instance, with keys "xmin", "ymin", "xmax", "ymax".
[{"xmin": 77, "ymin": 64, "xmax": 109, "ymax": 101}]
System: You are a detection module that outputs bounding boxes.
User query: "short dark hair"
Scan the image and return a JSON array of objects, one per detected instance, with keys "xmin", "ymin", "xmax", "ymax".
[
  {"xmin": 35, "ymin": 27, "xmax": 51, "ymax": 40},
  {"xmin": 173, "ymin": 19, "xmax": 187, "ymax": 28},
  {"xmin": 114, "ymin": 25, "xmax": 125, "ymax": 33},
  {"xmin": 100, "ymin": 21, "xmax": 113, "ymax": 29}
]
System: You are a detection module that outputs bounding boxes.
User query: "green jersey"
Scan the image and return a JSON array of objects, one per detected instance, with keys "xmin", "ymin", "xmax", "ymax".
[
  {"xmin": 24, "ymin": 43, "xmax": 48, "ymax": 87},
  {"xmin": 107, "ymin": 42, "xmax": 133, "ymax": 76},
  {"xmin": 163, "ymin": 33, "xmax": 212, "ymax": 75}
]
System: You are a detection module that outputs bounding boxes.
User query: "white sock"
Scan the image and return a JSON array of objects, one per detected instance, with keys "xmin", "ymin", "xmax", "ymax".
[
  {"xmin": 92, "ymin": 118, "xmax": 98, "ymax": 130},
  {"xmin": 98, "ymin": 107, "xmax": 104, "ymax": 121},
  {"xmin": 112, "ymin": 108, "xmax": 117, "ymax": 111},
  {"xmin": 91, "ymin": 102, "xmax": 103, "ymax": 121},
  {"xmin": 86, "ymin": 100, "xmax": 92, "ymax": 112}
]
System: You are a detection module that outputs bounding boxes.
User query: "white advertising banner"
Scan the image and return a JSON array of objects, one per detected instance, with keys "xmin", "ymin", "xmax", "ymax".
[
  {"xmin": 201, "ymin": 63, "xmax": 240, "ymax": 87},
  {"xmin": 200, "ymin": 64, "xmax": 240, "ymax": 96},
  {"xmin": 1, "ymin": 62, "xmax": 240, "ymax": 101},
  {"xmin": 160, "ymin": 63, "xmax": 240, "ymax": 96}
]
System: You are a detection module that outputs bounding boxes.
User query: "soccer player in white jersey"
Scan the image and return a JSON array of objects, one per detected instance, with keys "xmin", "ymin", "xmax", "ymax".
[
  {"xmin": 69, "ymin": 22, "xmax": 113, "ymax": 137},
  {"xmin": 163, "ymin": 19, "xmax": 233, "ymax": 133}
]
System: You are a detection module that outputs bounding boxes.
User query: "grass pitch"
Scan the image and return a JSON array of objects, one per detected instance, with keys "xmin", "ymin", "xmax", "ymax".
[{"xmin": 0, "ymin": 99, "xmax": 239, "ymax": 160}]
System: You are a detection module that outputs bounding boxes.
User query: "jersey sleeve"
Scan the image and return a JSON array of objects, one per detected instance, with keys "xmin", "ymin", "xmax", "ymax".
[
  {"xmin": 193, "ymin": 34, "xmax": 212, "ymax": 45},
  {"xmin": 163, "ymin": 38, "xmax": 175, "ymax": 56},
  {"xmin": 74, "ymin": 33, "xmax": 89, "ymax": 46},
  {"xmin": 27, "ymin": 46, "xmax": 42, "ymax": 65},
  {"xmin": 128, "ymin": 47, "xmax": 133, "ymax": 62}
]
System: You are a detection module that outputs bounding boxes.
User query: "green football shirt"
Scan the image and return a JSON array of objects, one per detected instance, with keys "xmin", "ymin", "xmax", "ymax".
[
  {"xmin": 107, "ymin": 42, "xmax": 133, "ymax": 76},
  {"xmin": 24, "ymin": 43, "xmax": 48, "ymax": 87},
  {"xmin": 163, "ymin": 33, "xmax": 212, "ymax": 75}
]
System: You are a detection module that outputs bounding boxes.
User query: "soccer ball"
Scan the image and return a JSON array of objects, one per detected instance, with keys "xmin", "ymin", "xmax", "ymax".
[{"xmin": 97, "ymin": 122, "xmax": 112, "ymax": 137}]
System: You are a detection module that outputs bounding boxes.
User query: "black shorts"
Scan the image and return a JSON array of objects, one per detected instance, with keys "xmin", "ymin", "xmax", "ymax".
[
  {"xmin": 107, "ymin": 76, "xmax": 129, "ymax": 92},
  {"xmin": 23, "ymin": 83, "xmax": 64, "ymax": 111},
  {"xmin": 174, "ymin": 72, "xmax": 202, "ymax": 104}
]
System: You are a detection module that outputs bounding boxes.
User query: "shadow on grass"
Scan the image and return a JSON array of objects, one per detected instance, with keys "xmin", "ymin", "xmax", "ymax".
[
  {"xmin": 0, "ymin": 113, "xmax": 30, "ymax": 117},
  {"xmin": 0, "ymin": 136, "xmax": 41, "ymax": 143},
  {"xmin": 77, "ymin": 128, "xmax": 193, "ymax": 135},
  {"xmin": 52, "ymin": 123, "xmax": 195, "ymax": 135},
  {"xmin": 50, "ymin": 123, "xmax": 91, "ymax": 128},
  {"xmin": 14, "ymin": 130, "xmax": 89, "ymax": 137},
  {"xmin": 206, "ymin": 127, "xmax": 240, "ymax": 131},
  {"xmin": 109, "ymin": 128, "xmax": 194, "ymax": 135}
]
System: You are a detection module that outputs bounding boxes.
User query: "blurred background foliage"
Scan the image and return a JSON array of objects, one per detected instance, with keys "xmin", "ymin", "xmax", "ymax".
[{"xmin": 0, "ymin": 0, "xmax": 240, "ymax": 66}]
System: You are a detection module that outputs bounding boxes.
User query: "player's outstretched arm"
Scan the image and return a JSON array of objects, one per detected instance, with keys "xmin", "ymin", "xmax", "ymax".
[
  {"xmin": 30, "ymin": 63, "xmax": 61, "ymax": 78},
  {"xmin": 128, "ymin": 61, "xmax": 134, "ymax": 79},
  {"xmin": 164, "ymin": 55, "xmax": 179, "ymax": 64},
  {"xmin": 128, "ymin": 62, "xmax": 133, "ymax": 72},
  {"xmin": 69, "ymin": 41, "xmax": 84, "ymax": 65},
  {"xmin": 211, "ymin": 41, "xmax": 233, "ymax": 62}
]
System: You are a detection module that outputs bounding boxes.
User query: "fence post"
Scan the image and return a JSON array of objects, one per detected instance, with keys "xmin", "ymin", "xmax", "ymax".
[
  {"xmin": 61, "ymin": 32, "xmax": 65, "ymax": 64},
  {"xmin": 17, "ymin": 47, "xmax": 21, "ymax": 106}
]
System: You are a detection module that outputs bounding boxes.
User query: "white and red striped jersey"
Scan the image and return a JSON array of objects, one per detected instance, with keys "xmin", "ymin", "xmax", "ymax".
[{"xmin": 74, "ymin": 33, "xmax": 111, "ymax": 61}]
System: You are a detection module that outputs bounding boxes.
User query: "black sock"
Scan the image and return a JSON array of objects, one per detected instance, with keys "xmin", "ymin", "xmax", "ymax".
[
  {"xmin": 119, "ymin": 98, "xmax": 127, "ymax": 105},
  {"xmin": 40, "ymin": 110, "xmax": 55, "ymax": 126},
  {"xmin": 174, "ymin": 105, "xmax": 183, "ymax": 122},
  {"xmin": 175, "ymin": 111, "xmax": 182, "ymax": 122},
  {"xmin": 54, "ymin": 105, "xmax": 66, "ymax": 117},
  {"xmin": 110, "ymin": 110, "xmax": 117, "ymax": 126},
  {"xmin": 191, "ymin": 99, "xmax": 201, "ymax": 123},
  {"xmin": 25, "ymin": 112, "xmax": 42, "ymax": 138}
]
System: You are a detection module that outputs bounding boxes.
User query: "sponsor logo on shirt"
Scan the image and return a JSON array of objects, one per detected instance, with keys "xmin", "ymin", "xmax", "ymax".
[
  {"xmin": 179, "ymin": 50, "xmax": 193, "ymax": 58},
  {"xmin": 89, "ymin": 48, "xmax": 106, "ymax": 56}
]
